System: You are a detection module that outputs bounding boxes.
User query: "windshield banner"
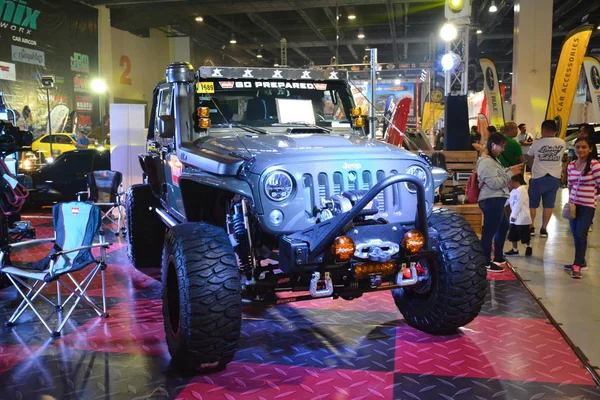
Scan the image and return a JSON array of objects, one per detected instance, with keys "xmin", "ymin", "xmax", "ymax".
[
  {"xmin": 214, "ymin": 81, "xmax": 327, "ymax": 90},
  {"xmin": 199, "ymin": 66, "xmax": 347, "ymax": 81}
]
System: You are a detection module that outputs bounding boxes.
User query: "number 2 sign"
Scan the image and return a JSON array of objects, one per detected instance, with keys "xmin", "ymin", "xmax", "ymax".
[{"xmin": 120, "ymin": 55, "xmax": 132, "ymax": 85}]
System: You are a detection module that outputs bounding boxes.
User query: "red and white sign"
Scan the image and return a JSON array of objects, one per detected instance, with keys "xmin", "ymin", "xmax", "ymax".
[
  {"xmin": 0, "ymin": 61, "xmax": 16, "ymax": 81},
  {"xmin": 219, "ymin": 81, "xmax": 234, "ymax": 89},
  {"xmin": 71, "ymin": 207, "xmax": 80, "ymax": 215},
  {"xmin": 76, "ymin": 96, "xmax": 93, "ymax": 112}
]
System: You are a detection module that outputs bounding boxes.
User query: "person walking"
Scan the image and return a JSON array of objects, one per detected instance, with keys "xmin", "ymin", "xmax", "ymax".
[
  {"xmin": 517, "ymin": 123, "xmax": 534, "ymax": 170},
  {"xmin": 477, "ymin": 132, "xmax": 524, "ymax": 272},
  {"xmin": 564, "ymin": 136, "xmax": 600, "ymax": 279},
  {"xmin": 504, "ymin": 174, "xmax": 532, "ymax": 257},
  {"xmin": 527, "ymin": 120, "xmax": 566, "ymax": 238}
]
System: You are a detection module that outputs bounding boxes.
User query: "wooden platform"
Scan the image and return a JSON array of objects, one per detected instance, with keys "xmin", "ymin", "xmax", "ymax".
[{"xmin": 435, "ymin": 203, "xmax": 482, "ymax": 236}]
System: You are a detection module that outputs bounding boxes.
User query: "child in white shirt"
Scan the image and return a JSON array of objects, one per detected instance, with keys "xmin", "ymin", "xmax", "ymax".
[{"xmin": 504, "ymin": 174, "xmax": 533, "ymax": 256}]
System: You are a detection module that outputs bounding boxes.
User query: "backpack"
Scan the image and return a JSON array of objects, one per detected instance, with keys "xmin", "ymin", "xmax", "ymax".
[{"xmin": 465, "ymin": 170, "xmax": 480, "ymax": 204}]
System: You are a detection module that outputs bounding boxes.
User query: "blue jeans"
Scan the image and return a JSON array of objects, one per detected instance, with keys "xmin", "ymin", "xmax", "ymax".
[
  {"xmin": 569, "ymin": 205, "xmax": 595, "ymax": 266},
  {"xmin": 479, "ymin": 197, "xmax": 510, "ymax": 263}
]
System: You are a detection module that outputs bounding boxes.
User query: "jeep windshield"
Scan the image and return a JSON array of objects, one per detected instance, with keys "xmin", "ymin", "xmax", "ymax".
[{"xmin": 194, "ymin": 79, "xmax": 354, "ymax": 131}]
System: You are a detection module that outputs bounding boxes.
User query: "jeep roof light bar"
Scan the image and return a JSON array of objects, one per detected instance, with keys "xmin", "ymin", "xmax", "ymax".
[{"xmin": 198, "ymin": 66, "xmax": 348, "ymax": 81}]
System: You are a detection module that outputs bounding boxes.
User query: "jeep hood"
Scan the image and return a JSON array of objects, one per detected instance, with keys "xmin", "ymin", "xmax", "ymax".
[{"xmin": 195, "ymin": 132, "xmax": 420, "ymax": 173}]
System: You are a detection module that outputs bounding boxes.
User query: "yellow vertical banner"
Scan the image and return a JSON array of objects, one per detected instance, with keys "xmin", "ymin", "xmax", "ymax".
[
  {"xmin": 546, "ymin": 25, "xmax": 594, "ymax": 138},
  {"xmin": 479, "ymin": 58, "xmax": 505, "ymax": 130},
  {"xmin": 422, "ymin": 102, "xmax": 444, "ymax": 132}
]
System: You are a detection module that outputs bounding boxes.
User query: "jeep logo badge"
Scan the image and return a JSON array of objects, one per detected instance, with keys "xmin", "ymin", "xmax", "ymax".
[{"xmin": 342, "ymin": 162, "xmax": 361, "ymax": 170}]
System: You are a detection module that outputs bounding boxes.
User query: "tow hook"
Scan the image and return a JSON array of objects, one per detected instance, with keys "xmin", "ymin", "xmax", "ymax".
[
  {"xmin": 309, "ymin": 271, "xmax": 334, "ymax": 298},
  {"xmin": 396, "ymin": 263, "xmax": 418, "ymax": 286}
]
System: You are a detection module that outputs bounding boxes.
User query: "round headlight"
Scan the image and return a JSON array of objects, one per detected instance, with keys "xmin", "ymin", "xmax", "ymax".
[
  {"xmin": 264, "ymin": 170, "xmax": 294, "ymax": 202},
  {"xmin": 405, "ymin": 165, "xmax": 428, "ymax": 193}
]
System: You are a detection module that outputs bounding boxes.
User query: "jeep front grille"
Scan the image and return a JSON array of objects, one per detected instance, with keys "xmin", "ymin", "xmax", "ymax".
[{"xmin": 302, "ymin": 169, "xmax": 401, "ymax": 215}]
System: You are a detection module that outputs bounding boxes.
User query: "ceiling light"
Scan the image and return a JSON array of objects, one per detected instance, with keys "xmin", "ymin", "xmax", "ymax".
[
  {"xmin": 394, "ymin": 79, "xmax": 401, "ymax": 84},
  {"xmin": 256, "ymin": 49, "xmax": 263, "ymax": 58},
  {"xmin": 273, "ymin": 62, "xmax": 280, "ymax": 67},
  {"xmin": 476, "ymin": 29, "xmax": 482, "ymax": 34},
  {"xmin": 195, "ymin": 16, "xmax": 203, "ymax": 22},
  {"xmin": 440, "ymin": 23, "xmax": 458, "ymax": 41},
  {"xmin": 498, "ymin": 80, "xmax": 503, "ymax": 83},
  {"xmin": 229, "ymin": 33, "xmax": 237, "ymax": 44},
  {"xmin": 597, "ymin": 25, "xmax": 600, "ymax": 30},
  {"xmin": 509, "ymin": 72, "xmax": 513, "ymax": 75},
  {"xmin": 441, "ymin": 52, "xmax": 459, "ymax": 71},
  {"xmin": 357, "ymin": 27, "xmax": 365, "ymax": 39},
  {"xmin": 347, "ymin": 7, "xmax": 357, "ymax": 20},
  {"xmin": 489, "ymin": 1, "xmax": 498, "ymax": 12}
]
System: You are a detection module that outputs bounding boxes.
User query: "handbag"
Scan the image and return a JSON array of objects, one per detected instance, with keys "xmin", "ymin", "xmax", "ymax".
[
  {"xmin": 562, "ymin": 171, "xmax": 583, "ymax": 220},
  {"xmin": 562, "ymin": 202, "xmax": 576, "ymax": 219}
]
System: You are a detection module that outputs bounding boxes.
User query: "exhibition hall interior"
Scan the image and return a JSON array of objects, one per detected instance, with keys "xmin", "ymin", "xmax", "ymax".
[{"xmin": 0, "ymin": 0, "xmax": 599, "ymax": 398}]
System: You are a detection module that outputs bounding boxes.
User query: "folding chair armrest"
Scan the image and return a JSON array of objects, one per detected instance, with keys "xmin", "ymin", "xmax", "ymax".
[
  {"xmin": 50, "ymin": 242, "xmax": 111, "ymax": 259},
  {"xmin": 4, "ymin": 237, "xmax": 56, "ymax": 251}
]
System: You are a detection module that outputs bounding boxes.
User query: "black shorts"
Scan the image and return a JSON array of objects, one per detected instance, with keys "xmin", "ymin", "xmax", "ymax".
[{"xmin": 508, "ymin": 224, "xmax": 531, "ymax": 244}]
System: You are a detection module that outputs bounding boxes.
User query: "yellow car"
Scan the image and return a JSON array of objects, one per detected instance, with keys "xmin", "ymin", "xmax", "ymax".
[{"xmin": 31, "ymin": 133, "xmax": 78, "ymax": 157}]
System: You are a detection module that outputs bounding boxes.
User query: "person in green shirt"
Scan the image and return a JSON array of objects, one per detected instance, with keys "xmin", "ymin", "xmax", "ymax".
[{"xmin": 498, "ymin": 122, "xmax": 525, "ymax": 167}]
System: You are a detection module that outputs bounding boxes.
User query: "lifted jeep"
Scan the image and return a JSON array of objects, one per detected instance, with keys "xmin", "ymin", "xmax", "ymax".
[{"xmin": 127, "ymin": 62, "xmax": 487, "ymax": 371}]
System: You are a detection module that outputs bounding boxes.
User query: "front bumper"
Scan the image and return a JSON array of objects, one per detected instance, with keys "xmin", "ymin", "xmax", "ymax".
[{"xmin": 279, "ymin": 174, "xmax": 429, "ymax": 273}]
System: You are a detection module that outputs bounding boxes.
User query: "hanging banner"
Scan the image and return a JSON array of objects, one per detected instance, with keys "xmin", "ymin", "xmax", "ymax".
[
  {"xmin": 546, "ymin": 24, "xmax": 594, "ymax": 138},
  {"xmin": 479, "ymin": 58, "xmax": 505, "ymax": 130},
  {"xmin": 422, "ymin": 102, "xmax": 444, "ymax": 133},
  {"xmin": 583, "ymin": 55, "xmax": 600, "ymax": 123}
]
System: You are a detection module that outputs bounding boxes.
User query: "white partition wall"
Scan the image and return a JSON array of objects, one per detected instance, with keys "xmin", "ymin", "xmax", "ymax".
[{"xmin": 110, "ymin": 104, "xmax": 146, "ymax": 193}]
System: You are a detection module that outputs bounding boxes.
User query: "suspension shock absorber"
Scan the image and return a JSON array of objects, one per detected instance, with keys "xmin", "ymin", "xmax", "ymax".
[{"xmin": 231, "ymin": 199, "xmax": 256, "ymax": 275}]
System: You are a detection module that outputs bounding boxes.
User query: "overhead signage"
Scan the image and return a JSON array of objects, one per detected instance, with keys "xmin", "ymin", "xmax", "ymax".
[
  {"xmin": 0, "ymin": 0, "xmax": 41, "ymax": 34},
  {"xmin": 0, "ymin": 61, "xmax": 16, "ymax": 81},
  {"xmin": 70, "ymin": 52, "xmax": 89, "ymax": 73},
  {"xmin": 11, "ymin": 44, "xmax": 44, "ymax": 66}
]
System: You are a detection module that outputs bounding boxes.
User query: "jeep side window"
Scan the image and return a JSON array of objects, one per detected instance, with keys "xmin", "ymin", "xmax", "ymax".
[{"xmin": 156, "ymin": 86, "xmax": 175, "ymax": 138}]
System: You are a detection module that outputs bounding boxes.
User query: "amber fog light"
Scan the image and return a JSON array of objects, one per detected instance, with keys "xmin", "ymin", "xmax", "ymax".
[
  {"xmin": 197, "ymin": 107, "xmax": 210, "ymax": 118},
  {"xmin": 354, "ymin": 117, "xmax": 365, "ymax": 128},
  {"xmin": 351, "ymin": 107, "xmax": 361, "ymax": 117},
  {"xmin": 198, "ymin": 117, "xmax": 211, "ymax": 129},
  {"xmin": 402, "ymin": 230, "xmax": 424, "ymax": 254},
  {"xmin": 332, "ymin": 236, "xmax": 355, "ymax": 263}
]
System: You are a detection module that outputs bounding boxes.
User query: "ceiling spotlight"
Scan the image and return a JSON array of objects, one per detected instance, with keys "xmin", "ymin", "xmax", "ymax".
[
  {"xmin": 476, "ymin": 29, "xmax": 482, "ymax": 34},
  {"xmin": 347, "ymin": 7, "xmax": 357, "ymax": 20},
  {"xmin": 273, "ymin": 61, "xmax": 280, "ymax": 67},
  {"xmin": 229, "ymin": 33, "xmax": 237, "ymax": 44},
  {"xmin": 440, "ymin": 23, "xmax": 458, "ymax": 41},
  {"xmin": 357, "ymin": 27, "xmax": 365, "ymax": 39},
  {"xmin": 509, "ymin": 72, "xmax": 513, "ymax": 75},
  {"xmin": 195, "ymin": 16, "xmax": 203, "ymax": 22},
  {"xmin": 489, "ymin": 0, "xmax": 498, "ymax": 12},
  {"xmin": 597, "ymin": 25, "xmax": 600, "ymax": 30},
  {"xmin": 498, "ymin": 80, "xmax": 503, "ymax": 83},
  {"xmin": 256, "ymin": 49, "xmax": 263, "ymax": 58}
]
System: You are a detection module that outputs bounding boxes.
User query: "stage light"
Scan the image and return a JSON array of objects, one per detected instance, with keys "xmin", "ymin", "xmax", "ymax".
[
  {"xmin": 441, "ymin": 52, "xmax": 459, "ymax": 71},
  {"xmin": 440, "ymin": 23, "xmax": 458, "ymax": 42}
]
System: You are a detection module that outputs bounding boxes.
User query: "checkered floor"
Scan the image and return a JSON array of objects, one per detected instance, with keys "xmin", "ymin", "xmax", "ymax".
[{"xmin": 0, "ymin": 218, "xmax": 598, "ymax": 399}]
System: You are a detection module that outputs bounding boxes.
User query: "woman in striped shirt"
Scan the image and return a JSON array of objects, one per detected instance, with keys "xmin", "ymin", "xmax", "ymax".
[{"xmin": 564, "ymin": 137, "xmax": 600, "ymax": 279}]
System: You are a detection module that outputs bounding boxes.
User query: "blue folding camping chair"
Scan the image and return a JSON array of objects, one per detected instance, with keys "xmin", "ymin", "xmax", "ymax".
[{"xmin": 0, "ymin": 202, "xmax": 111, "ymax": 337}]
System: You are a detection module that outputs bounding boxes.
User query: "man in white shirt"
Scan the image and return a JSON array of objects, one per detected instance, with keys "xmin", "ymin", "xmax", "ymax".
[{"xmin": 527, "ymin": 120, "xmax": 566, "ymax": 238}]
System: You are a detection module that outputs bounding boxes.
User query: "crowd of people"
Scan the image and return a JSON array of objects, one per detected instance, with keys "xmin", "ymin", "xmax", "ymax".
[{"xmin": 472, "ymin": 121, "xmax": 600, "ymax": 279}]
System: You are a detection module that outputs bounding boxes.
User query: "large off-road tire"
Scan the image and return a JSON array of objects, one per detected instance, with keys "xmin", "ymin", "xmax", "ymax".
[
  {"xmin": 162, "ymin": 222, "xmax": 242, "ymax": 371},
  {"xmin": 126, "ymin": 184, "xmax": 165, "ymax": 268},
  {"xmin": 392, "ymin": 208, "xmax": 487, "ymax": 334}
]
